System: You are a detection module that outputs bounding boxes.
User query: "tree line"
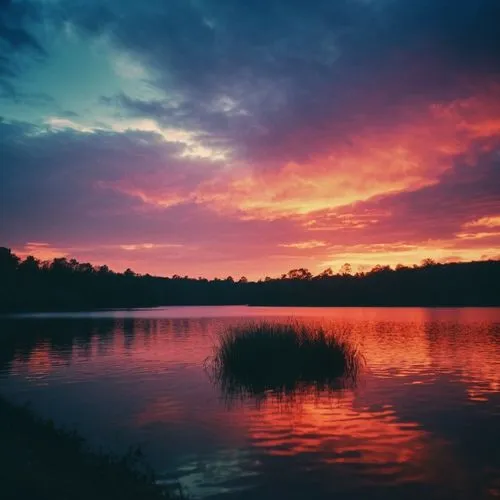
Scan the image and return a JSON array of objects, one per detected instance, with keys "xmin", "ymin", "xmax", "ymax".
[{"xmin": 0, "ymin": 247, "xmax": 499, "ymax": 312}]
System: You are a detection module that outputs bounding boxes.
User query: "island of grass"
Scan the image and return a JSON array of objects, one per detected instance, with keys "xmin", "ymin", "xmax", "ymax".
[
  {"xmin": 208, "ymin": 321, "xmax": 362, "ymax": 397},
  {"xmin": 0, "ymin": 396, "xmax": 182, "ymax": 500}
]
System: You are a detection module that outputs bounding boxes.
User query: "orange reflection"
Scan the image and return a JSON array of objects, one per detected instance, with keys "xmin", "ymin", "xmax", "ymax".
[
  {"xmin": 2, "ymin": 310, "xmax": 499, "ymax": 497},
  {"xmin": 8, "ymin": 309, "xmax": 500, "ymax": 405},
  {"xmin": 246, "ymin": 394, "xmax": 427, "ymax": 471},
  {"xmin": 11, "ymin": 345, "xmax": 54, "ymax": 377}
]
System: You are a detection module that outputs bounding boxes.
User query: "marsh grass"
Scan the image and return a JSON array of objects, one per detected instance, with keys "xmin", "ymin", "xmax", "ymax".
[
  {"xmin": 0, "ymin": 396, "xmax": 183, "ymax": 500},
  {"xmin": 207, "ymin": 321, "xmax": 362, "ymax": 399}
]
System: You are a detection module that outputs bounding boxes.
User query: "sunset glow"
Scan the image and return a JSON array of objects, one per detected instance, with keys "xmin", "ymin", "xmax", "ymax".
[{"xmin": 1, "ymin": 0, "xmax": 499, "ymax": 278}]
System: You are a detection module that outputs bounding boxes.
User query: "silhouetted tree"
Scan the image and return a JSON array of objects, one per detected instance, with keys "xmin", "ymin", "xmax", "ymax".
[
  {"xmin": 339, "ymin": 263, "xmax": 352, "ymax": 276},
  {"xmin": 317, "ymin": 268, "xmax": 333, "ymax": 279},
  {"xmin": 98, "ymin": 265, "xmax": 110, "ymax": 275},
  {"xmin": 421, "ymin": 258, "xmax": 436, "ymax": 267},
  {"xmin": 19, "ymin": 256, "xmax": 40, "ymax": 275},
  {"xmin": 0, "ymin": 247, "xmax": 498, "ymax": 311},
  {"xmin": 0, "ymin": 248, "xmax": 20, "ymax": 275},
  {"xmin": 286, "ymin": 268, "xmax": 313, "ymax": 280}
]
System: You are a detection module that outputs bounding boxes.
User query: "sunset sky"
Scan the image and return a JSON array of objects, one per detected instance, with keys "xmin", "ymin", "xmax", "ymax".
[{"xmin": 1, "ymin": 0, "xmax": 500, "ymax": 279}]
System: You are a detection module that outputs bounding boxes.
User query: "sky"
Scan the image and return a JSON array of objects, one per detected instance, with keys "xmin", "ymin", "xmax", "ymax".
[{"xmin": 1, "ymin": 0, "xmax": 500, "ymax": 279}]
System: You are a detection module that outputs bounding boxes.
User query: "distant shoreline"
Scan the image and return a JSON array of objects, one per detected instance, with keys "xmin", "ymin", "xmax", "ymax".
[{"xmin": 2, "ymin": 248, "xmax": 499, "ymax": 312}]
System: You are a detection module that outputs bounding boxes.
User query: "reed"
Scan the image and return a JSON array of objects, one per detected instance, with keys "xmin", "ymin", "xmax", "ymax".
[
  {"xmin": 208, "ymin": 321, "xmax": 362, "ymax": 397},
  {"xmin": 0, "ymin": 396, "xmax": 183, "ymax": 500}
]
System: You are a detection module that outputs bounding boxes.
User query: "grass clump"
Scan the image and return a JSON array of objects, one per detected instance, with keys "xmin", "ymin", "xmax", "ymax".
[{"xmin": 208, "ymin": 321, "xmax": 361, "ymax": 398}]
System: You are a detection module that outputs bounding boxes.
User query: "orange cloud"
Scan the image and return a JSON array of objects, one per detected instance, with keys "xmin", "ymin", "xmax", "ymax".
[
  {"xmin": 13, "ymin": 242, "xmax": 69, "ymax": 261},
  {"xmin": 102, "ymin": 85, "xmax": 500, "ymax": 228},
  {"xmin": 464, "ymin": 215, "xmax": 500, "ymax": 229},
  {"xmin": 198, "ymin": 86, "xmax": 500, "ymax": 220},
  {"xmin": 280, "ymin": 240, "xmax": 327, "ymax": 250},
  {"xmin": 119, "ymin": 243, "xmax": 183, "ymax": 251},
  {"xmin": 8, "ymin": 85, "xmax": 500, "ymax": 279}
]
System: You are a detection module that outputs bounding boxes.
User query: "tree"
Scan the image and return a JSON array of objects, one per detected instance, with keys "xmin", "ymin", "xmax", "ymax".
[
  {"xmin": 317, "ymin": 267, "xmax": 333, "ymax": 279},
  {"xmin": 238, "ymin": 276, "xmax": 248, "ymax": 283},
  {"xmin": 370, "ymin": 264, "xmax": 392, "ymax": 274},
  {"xmin": 356, "ymin": 265, "xmax": 368, "ymax": 276},
  {"xmin": 77, "ymin": 262, "xmax": 94, "ymax": 274},
  {"xmin": 50, "ymin": 258, "xmax": 70, "ymax": 275},
  {"xmin": 69, "ymin": 258, "xmax": 79, "ymax": 271},
  {"xmin": 421, "ymin": 258, "xmax": 436, "ymax": 267},
  {"xmin": 286, "ymin": 268, "xmax": 312, "ymax": 280},
  {"xmin": 19, "ymin": 255, "xmax": 40, "ymax": 274},
  {"xmin": 0, "ymin": 247, "xmax": 20, "ymax": 275},
  {"xmin": 339, "ymin": 263, "xmax": 352, "ymax": 276},
  {"xmin": 98, "ymin": 265, "xmax": 111, "ymax": 275}
]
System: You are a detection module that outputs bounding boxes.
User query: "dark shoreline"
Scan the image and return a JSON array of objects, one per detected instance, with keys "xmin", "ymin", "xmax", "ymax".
[
  {"xmin": 0, "ymin": 396, "xmax": 180, "ymax": 500},
  {"xmin": 2, "ymin": 247, "xmax": 499, "ymax": 312}
]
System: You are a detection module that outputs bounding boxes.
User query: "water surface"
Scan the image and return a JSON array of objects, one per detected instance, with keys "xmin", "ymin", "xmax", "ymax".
[{"xmin": 1, "ymin": 306, "xmax": 500, "ymax": 499}]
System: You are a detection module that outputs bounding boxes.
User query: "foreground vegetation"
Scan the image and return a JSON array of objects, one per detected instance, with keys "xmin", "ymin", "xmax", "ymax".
[
  {"xmin": 0, "ymin": 396, "xmax": 180, "ymax": 500},
  {"xmin": 1, "ymin": 247, "xmax": 499, "ymax": 311},
  {"xmin": 207, "ymin": 321, "xmax": 361, "ymax": 398}
]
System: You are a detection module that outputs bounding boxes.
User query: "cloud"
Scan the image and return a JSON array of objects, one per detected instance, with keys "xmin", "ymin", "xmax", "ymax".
[
  {"xmin": 54, "ymin": 0, "xmax": 499, "ymax": 162},
  {"xmin": 0, "ymin": 119, "xmax": 200, "ymax": 241},
  {"xmin": 97, "ymin": 88, "xmax": 500, "ymax": 225},
  {"xmin": 280, "ymin": 241, "xmax": 327, "ymax": 250},
  {"xmin": 0, "ymin": 0, "xmax": 43, "ymax": 53},
  {"xmin": 0, "ymin": 0, "xmax": 45, "ymax": 95},
  {"xmin": 464, "ymin": 216, "xmax": 500, "ymax": 229},
  {"xmin": 57, "ymin": 0, "xmax": 500, "ymax": 227},
  {"xmin": 302, "ymin": 139, "xmax": 500, "ymax": 271},
  {"xmin": 2, "ymin": 0, "xmax": 500, "ymax": 277},
  {"xmin": 0, "ymin": 119, "xmax": 304, "ymax": 277}
]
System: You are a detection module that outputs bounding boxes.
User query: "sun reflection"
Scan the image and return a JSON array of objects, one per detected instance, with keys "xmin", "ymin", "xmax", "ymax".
[{"xmin": 245, "ymin": 394, "xmax": 428, "ymax": 474}]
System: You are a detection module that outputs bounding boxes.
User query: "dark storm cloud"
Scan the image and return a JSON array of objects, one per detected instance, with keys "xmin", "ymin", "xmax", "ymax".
[
  {"xmin": 63, "ymin": 0, "xmax": 500, "ymax": 164},
  {"xmin": 0, "ymin": 0, "xmax": 43, "ymax": 52},
  {"xmin": 70, "ymin": 0, "xmax": 500, "ymax": 85},
  {"xmin": 0, "ymin": 0, "xmax": 45, "ymax": 96}
]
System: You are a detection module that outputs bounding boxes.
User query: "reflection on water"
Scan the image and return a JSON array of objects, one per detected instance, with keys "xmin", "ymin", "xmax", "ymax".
[{"xmin": 1, "ymin": 307, "xmax": 500, "ymax": 499}]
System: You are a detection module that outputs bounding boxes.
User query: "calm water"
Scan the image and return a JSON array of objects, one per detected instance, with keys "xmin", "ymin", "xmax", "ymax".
[{"xmin": 1, "ymin": 306, "xmax": 500, "ymax": 499}]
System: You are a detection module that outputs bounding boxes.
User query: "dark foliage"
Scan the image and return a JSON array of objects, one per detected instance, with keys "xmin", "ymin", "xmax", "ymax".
[
  {"xmin": 0, "ymin": 247, "xmax": 499, "ymax": 312},
  {"xmin": 0, "ymin": 396, "xmax": 182, "ymax": 500},
  {"xmin": 207, "ymin": 321, "xmax": 361, "ymax": 398}
]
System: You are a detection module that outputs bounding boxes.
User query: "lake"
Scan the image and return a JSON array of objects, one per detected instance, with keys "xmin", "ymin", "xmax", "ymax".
[{"xmin": 1, "ymin": 306, "xmax": 500, "ymax": 499}]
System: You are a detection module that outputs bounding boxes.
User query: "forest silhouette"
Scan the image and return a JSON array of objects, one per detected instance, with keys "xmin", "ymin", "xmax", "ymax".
[{"xmin": 1, "ymin": 247, "xmax": 499, "ymax": 312}]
